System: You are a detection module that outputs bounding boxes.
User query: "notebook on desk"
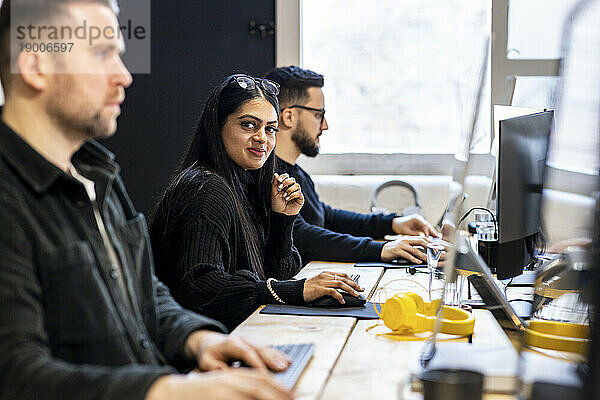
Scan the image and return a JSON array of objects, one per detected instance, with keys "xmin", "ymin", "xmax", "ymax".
[{"xmin": 409, "ymin": 342, "xmax": 581, "ymax": 394}]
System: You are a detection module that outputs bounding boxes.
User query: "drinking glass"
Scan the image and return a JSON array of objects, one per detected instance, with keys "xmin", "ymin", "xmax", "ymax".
[{"xmin": 427, "ymin": 243, "xmax": 445, "ymax": 301}]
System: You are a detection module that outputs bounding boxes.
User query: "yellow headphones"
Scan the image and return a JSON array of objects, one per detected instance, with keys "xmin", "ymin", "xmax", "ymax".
[
  {"xmin": 525, "ymin": 320, "xmax": 589, "ymax": 354},
  {"xmin": 374, "ymin": 292, "xmax": 475, "ymax": 338},
  {"xmin": 373, "ymin": 292, "xmax": 588, "ymax": 352}
]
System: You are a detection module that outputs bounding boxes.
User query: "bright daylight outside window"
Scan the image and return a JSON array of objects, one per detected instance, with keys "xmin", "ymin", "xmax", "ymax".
[
  {"xmin": 507, "ymin": 0, "xmax": 600, "ymax": 175},
  {"xmin": 507, "ymin": 0, "xmax": 576, "ymax": 60},
  {"xmin": 301, "ymin": 0, "xmax": 491, "ymax": 155}
]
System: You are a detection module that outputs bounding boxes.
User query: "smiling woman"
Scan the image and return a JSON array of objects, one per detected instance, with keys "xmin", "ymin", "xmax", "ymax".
[
  {"xmin": 221, "ymin": 97, "xmax": 279, "ymax": 170},
  {"xmin": 149, "ymin": 74, "xmax": 363, "ymax": 330}
]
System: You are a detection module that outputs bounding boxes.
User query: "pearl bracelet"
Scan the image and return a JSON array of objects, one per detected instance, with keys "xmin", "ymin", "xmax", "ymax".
[{"xmin": 266, "ymin": 278, "xmax": 285, "ymax": 304}]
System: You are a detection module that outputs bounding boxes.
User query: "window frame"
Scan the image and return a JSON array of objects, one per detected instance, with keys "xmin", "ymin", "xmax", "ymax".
[{"xmin": 275, "ymin": 0, "xmax": 597, "ymax": 196}]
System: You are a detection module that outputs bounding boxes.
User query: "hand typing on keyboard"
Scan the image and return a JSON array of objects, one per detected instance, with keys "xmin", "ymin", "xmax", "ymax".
[
  {"xmin": 272, "ymin": 343, "xmax": 315, "ymax": 389},
  {"xmin": 226, "ymin": 344, "xmax": 315, "ymax": 390},
  {"xmin": 146, "ymin": 331, "xmax": 294, "ymax": 400}
]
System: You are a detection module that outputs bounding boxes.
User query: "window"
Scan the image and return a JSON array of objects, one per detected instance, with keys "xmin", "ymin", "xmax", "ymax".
[
  {"xmin": 301, "ymin": 0, "xmax": 491, "ymax": 155},
  {"xmin": 509, "ymin": 76, "xmax": 561, "ymax": 110},
  {"xmin": 549, "ymin": 0, "xmax": 600, "ymax": 175},
  {"xmin": 505, "ymin": 0, "xmax": 599, "ymax": 175},
  {"xmin": 507, "ymin": 0, "xmax": 576, "ymax": 60}
]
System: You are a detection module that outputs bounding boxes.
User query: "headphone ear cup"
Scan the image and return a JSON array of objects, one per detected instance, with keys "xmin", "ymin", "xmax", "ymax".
[
  {"xmin": 398, "ymin": 294, "xmax": 419, "ymax": 329},
  {"xmin": 382, "ymin": 294, "xmax": 418, "ymax": 331},
  {"xmin": 403, "ymin": 292, "xmax": 432, "ymax": 332}
]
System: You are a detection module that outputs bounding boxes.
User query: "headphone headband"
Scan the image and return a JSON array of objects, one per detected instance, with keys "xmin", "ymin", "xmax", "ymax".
[{"xmin": 526, "ymin": 320, "xmax": 589, "ymax": 354}]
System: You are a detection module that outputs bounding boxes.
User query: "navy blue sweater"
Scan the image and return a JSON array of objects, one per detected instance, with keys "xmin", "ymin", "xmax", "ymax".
[{"xmin": 277, "ymin": 157, "xmax": 395, "ymax": 264}]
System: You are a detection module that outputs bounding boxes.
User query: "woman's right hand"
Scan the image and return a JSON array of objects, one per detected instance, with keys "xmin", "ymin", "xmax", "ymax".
[
  {"xmin": 302, "ymin": 272, "xmax": 364, "ymax": 304},
  {"xmin": 271, "ymin": 173, "xmax": 304, "ymax": 216}
]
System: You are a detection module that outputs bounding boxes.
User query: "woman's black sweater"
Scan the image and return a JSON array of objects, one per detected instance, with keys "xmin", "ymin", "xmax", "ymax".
[{"xmin": 149, "ymin": 167, "xmax": 304, "ymax": 331}]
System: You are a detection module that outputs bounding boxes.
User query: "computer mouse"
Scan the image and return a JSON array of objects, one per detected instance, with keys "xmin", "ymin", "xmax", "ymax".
[
  {"xmin": 391, "ymin": 246, "xmax": 427, "ymax": 265},
  {"xmin": 391, "ymin": 258, "xmax": 417, "ymax": 266},
  {"xmin": 310, "ymin": 292, "xmax": 366, "ymax": 308}
]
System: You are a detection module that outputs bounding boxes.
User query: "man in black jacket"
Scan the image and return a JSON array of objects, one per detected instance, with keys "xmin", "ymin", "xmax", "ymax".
[
  {"xmin": 264, "ymin": 66, "xmax": 439, "ymax": 265},
  {"xmin": 0, "ymin": 1, "xmax": 292, "ymax": 400}
]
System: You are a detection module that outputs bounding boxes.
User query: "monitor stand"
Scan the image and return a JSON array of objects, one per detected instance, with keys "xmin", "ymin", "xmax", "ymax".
[{"xmin": 495, "ymin": 238, "xmax": 532, "ymax": 279}]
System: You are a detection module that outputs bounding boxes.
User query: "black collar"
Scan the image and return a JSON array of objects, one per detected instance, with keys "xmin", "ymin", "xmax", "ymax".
[
  {"xmin": 0, "ymin": 115, "xmax": 119, "ymax": 194},
  {"xmin": 237, "ymin": 166, "xmax": 255, "ymax": 186},
  {"xmin": 276, "ymin": 156, "xmax": 300, "ymax": 171}
]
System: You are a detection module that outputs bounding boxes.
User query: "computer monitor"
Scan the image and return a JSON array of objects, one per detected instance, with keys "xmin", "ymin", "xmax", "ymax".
[
  {"xmin": 494, "ymin": 110, "xmax": 554, "ymax": 279},
  {"xmin": 585, "ymin": 193, "xmax": 600, "ymax": 398}
]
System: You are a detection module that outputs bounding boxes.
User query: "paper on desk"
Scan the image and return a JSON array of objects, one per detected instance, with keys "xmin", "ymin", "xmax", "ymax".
[{"xmin": 408, "ymin": 342, "xmax": 581, "ymax": 394}]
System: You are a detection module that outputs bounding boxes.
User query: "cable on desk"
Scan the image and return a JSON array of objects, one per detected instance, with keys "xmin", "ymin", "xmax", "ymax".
[
  {"xmin": 457, "ymin": 206, "xmax": 497, "ymax": 238},
  {"xmin": 502, "ymin": 278, "xmax": 513, "ymax": 297},
  {"xmin": 508, "ymin": 298, "xmax": 534, "ymax": 303}
]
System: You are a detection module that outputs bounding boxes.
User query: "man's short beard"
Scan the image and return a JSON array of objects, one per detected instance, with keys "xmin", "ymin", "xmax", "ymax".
[
  {"xmin": 42, "ymin": 57, "xmax": 114, "ymax": 139},
  {"xmin": 46, "ymin": 75, "xmax": 113, "ymax": 140},
  {"xmin": 50, "ymin": 108, "xmax": 108, "ymax": 140},
  {"xmin": 291, "ymin": 122, "xmax": 320, "ymax": 158}
]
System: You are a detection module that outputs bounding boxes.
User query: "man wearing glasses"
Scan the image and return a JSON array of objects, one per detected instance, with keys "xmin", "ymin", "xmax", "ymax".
[{"xmin": 264, "ymin": 66, "xmax": 439, "ymax": 266}]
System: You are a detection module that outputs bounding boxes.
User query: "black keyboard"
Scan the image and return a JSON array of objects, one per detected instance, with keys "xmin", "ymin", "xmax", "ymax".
[{"xmin": 273, "ymin": 343, "xmax": 315, "ymax": 389}]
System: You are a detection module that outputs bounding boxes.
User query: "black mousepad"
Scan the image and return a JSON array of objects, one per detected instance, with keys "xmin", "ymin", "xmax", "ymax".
[
  {"xmin": 260, "ymin": 302, "xmax": 382, "ymax": 319},
  {"xmin": 354, "ymin": 262, "xmax": 427, "ymax": 269}
]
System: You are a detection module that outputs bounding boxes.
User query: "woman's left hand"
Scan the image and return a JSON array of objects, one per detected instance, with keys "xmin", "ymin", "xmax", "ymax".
[{"xmin": 271, "ymin": 173, "xmax": 304, "ymax": 215}]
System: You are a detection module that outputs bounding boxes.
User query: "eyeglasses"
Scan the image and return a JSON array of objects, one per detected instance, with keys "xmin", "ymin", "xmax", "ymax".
[
  {"xmin": 283, "ymin": 105, "xmax": 326, "ymax": 124},
  {"xmin": 230, "ymin": 75, "xmax": 280, "ymax": 96}
]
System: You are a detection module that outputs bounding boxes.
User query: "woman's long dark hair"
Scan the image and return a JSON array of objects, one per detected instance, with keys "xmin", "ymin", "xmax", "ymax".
[{"xmin": 154, "ymin": 74, "xmax": 280, "ymax": 280}]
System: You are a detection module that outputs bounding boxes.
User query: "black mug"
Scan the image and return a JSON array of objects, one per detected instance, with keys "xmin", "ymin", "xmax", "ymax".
[{"xmin": 420, "ymin": 368, "xmax": 484, "ymax": 400}]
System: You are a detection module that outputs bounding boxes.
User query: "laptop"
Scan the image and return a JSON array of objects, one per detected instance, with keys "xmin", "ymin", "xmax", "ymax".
[
  {"xmin": 455, "ymin": 236, "xmax": 528, "ymax": 336},
  {"xmin": 410, "ymin": 237, "xmax": 581, "ymax": 393}
]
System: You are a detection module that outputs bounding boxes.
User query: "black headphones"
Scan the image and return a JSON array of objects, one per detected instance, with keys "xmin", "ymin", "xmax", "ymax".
[{"xmin": 370, "ymin": 179, "xmax": 422, "ymax": 216}]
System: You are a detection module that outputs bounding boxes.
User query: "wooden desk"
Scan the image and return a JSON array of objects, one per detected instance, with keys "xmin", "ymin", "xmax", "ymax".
[
  {"xmin": 232, "ymin": 263, "xmax": 518, "ymax": 399},
  {"xmin": 232, "ymin": 310, "xmax": 356, "ymax": 400},
  {"xmin": 321, "ymin": 268, "xmax": 516, "ymax": 400},
  {"xmin": 231, "ymin": 262, "xmax": 383, "ymax": 399},
  {"xmin": 320, "ymin": 311, "xmax": 514, "ymax": 400}
]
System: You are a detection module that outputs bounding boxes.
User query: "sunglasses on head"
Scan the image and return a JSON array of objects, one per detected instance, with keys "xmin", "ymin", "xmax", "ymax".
[{"xmin": 229, "ymin": 75, "xmax": 280, "ymax": 96}]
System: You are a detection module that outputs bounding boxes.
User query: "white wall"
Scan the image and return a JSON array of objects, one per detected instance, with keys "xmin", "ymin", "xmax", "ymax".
[{"xmin": 310, "ymin": 174, "xmax": 595, "ymax": 245}]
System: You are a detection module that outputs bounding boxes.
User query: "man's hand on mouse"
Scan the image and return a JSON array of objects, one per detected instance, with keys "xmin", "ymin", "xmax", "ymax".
[
  {"xmin": 303, "ymin": 272, "xmax": 364, "ymax": 304},
  {"xmin": 381, "ymin": 237, "xmax": 432, "ymax": 263},
  {"xmin": 392, "ymin": 215, "xmax": 440, "ymax": 238}
]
